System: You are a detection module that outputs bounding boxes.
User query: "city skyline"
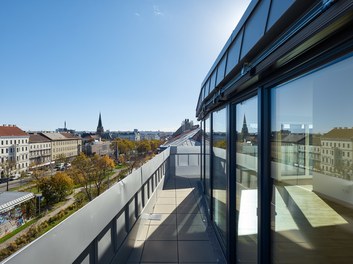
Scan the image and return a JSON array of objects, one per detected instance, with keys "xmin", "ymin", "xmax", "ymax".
[{"xmin": 0, "ymin": 0, "xmax": 251, "ymax": 132}]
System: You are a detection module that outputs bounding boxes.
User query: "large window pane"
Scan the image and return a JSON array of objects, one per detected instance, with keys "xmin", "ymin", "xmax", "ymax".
[
  {"xmin": 271, "ymin": 55, "xmax": 353, "ymax": 263},
  {"xmin": 236, "ymin": 96, "xmax": 258, "ymax": 263},
  {"xmin": 212, "ymin": 107, "xmax": 228, "ymax": 244},
  {"xmin": 205, "ymin": 116, "xmax": 211, "ymax": 204}
]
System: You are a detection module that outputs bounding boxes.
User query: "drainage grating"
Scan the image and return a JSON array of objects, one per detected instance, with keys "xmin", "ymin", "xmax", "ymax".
[{"xmin": 141, "ymin": 213, "xmax": 162, "ymax": 221}]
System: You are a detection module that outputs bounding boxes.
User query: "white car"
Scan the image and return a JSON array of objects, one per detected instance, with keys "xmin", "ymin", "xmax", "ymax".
[{"xmin": 10, "ymin": 173, "xmax": 21, "ymax": 180}]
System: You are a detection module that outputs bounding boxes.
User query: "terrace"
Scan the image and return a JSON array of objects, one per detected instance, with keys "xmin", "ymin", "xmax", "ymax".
[{"xmin": 2, "ymin": 146, "xmax": 225, "ymax": 263}]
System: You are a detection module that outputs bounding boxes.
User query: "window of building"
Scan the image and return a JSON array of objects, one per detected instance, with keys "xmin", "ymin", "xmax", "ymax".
[
  {"xmin": 271, "ymin": 54, "xmax": 353, "ymax": 263},
  {"xmin": 235, "ymin": 96, "xmax": 258, "ymax": 263},
  {"xmin": 212, "ymin": 107, "xmax": 228, "ymax": 245}
]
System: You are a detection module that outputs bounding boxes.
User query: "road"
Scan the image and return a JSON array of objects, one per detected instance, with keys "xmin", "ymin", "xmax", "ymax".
[{"xmin": 0, "ymin": 178, "xmax": 33, "ymax": 192}]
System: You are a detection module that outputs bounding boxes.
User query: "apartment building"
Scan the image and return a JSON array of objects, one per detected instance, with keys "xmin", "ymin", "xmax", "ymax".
[
  {"xmin": 28, "ymin": 133, "xmax": 52, "ymax": 167},
  {"xmin": 41, "ymin": 132, "xmax": 82, "ymax": 161},
  {"xmin": 0, "ymin": 125, "xmax": 29, "ymax": 177}
]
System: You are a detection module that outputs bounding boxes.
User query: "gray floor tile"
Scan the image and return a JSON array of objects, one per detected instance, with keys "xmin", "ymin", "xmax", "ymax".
[
  {"xmin": 177, "ymin": 204, "xmax": 200, "ymax": 214},
  {"xmin": 153, "ymin": 204, "xmax": 177, "ymax": 214},
  {"xmin": 127, "ymin": 240, "xmax": 144, "ymax": 262},
  {"xmin": 156, "ymin": 197, "xmax": 176, "ymax": 205},
  {"xmin": 178, "ymin": 241, "xmax": 219, "ymax": 262},
  {"xmin": 177, "ymin": 213, "xmax": 205, "ymax": 226},
  {"xmin": 133, "ymin": 224, "xmax": 149, "ymax": 241},
  {"xmin": 158, "ymin": 191, "xmax": 176, "ymax": 198},
  {"xmin": 141, "ymin": 241, "xmax": 178, "ymax": 262},
  {"xmin": 178, "ymin": 224, "xmax": 209, "ymax": 240},
  {"xmin": 147, "ymin": 224, "xmax": 177, "ymax": 240},
  {"xmin": 149, "ymin": 213, "xmax": 177, "ymax": 226}
]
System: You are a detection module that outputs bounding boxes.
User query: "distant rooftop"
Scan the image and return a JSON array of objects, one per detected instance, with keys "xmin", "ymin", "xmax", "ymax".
[
  {"xmin": 29, "ymin": 133, "xmax": 51, "ymax": 143},
  {"xmin": 161, "ymin": 128, "xmax": 201, "ymax": 148},
  {"xmin": 0, "ymin": 125, "xmax": 28, "ymax": 137},
  {"xmin": 323, "ymin": 127, "xmax": 353, "ymax": 140},
  {"xmin": 41, "ymin": 132, "xmax": 80, "ymax": 141}
]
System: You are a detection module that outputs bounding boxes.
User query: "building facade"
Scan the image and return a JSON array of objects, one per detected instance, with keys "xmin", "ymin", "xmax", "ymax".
[
  {"xmin": 41, "ymin": 132, "xmax": 82, "ymax": 161},
  {"xmin": 116, "ymin": 129, "xmax": 141, "ymax": 141},
  {"xmin": 196, "ymin": 1, "xmax": 353, "ymax": 263},
  {"xmin": 83, "ymin": 141, "xmax": 112, "ymax": 156},
  {"xmin": 28, "ymin": 133, "xmax": 52, "ymax": 167},
  {"xmin": 0, "ymin": 125, "xmax": 30, "ymax": 177}
]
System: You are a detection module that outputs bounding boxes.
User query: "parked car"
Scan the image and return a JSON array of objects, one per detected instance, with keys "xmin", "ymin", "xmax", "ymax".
[{"xmin": 0, "ymin": 178, "xmax": 9, "ymax": 183}]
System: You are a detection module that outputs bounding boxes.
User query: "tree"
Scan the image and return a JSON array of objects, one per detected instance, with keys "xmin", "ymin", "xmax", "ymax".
[
  {"xmin": 56, "ymin": 153, "xmax": 67, "ymax": 164},
  {"xmin": 30, "ymin": 162, "xmax": 45, "ymax": 192},
  {"xmin": 136, "ymin": 140, "xmax": 151, "ymax": 155},
  {"xmin": 38, "ymin": 172, "xmax": 73, "ymax": 205},
  {"xmin": 91, "ymin": 155, "xmax": 115, "ymax": 195},
  {"xmin": 113, "ymin": 139, "xmax": 135, "ymax": 160},
  {"xmin": 70, "ymin": 153, "xmax": 94, "ymax": 201},
  {"xmin": 70, "ymin": 153, "xmax": 115, "ymax": 200},
  {"xmin": 2, "ymin": 159, "xmax": 16, "ymax": 191},
  {"xmin": 150, "ymin": 140, "xmax": 162, "ymax": 152}
]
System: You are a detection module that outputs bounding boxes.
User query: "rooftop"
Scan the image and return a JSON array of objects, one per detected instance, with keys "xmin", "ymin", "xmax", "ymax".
[
  {"xmin": 322, "ymin": 127, "xmax": 353, "ymax": 140},
  {"xmin": 0, "ymin": 125, "xmax": 28, "ymax": 137},
  {"xmin": 29, "ymin": 133, "xmax": 51, "ymax": 143},
  {"xmin": 0, "ymin": 192, "xmax": 35, "ymax": 214},
  {"xmin": 41, "ymin": 132, "xmax": 80, "ymax": 141}
]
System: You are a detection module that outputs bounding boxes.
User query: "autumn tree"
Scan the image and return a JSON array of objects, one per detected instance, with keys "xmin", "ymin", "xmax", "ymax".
[
  {"xmin": 136, "ymin": 140, "xmax": 151, "ymax": 155},
  {"xmin": 56, "ymin": 154, "xmax": 67, "ymax": 165},
  {"xmin": 39, "ymin": 172, "xmax": 73, "ymax": 205},
  {"xmin": 30, "ymin": 162, "xmax": 45, "ymax": 192},
  {"xmin": 112, "ymin": 139, "xmax": 135, "ymax": 160},
  {"xmin": 70, "ymin": 153, "xmax": 95, "ymax": 201},
  {"xmin": 150, "ymin": 140, "xmax": 162, "ymax": 152},
  {"xmin": 70, "ymin": 153, "xmax": 115, "ymax": 200},
  {"xmin": 91, "ymin": 155, "xmax": 115, "ymax": 195},
  {"xmin": 2, "ymin": 159, "xmax": 16, "ymax": 191}
]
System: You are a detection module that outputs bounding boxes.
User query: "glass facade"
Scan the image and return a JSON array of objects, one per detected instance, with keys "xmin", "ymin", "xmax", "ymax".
[
  {"xmin": 197, "ymin": 2, "xmax": 353, "ymax": 262},
  {"xmin": 199, "ymin": 51, "xmax": 353, "ymax": 263},
  {"xmin": 235, "ymin": 97, "xmax": 258, "ymax": 263},
  {"xmin": 205, "ymin": 116, "xmax": 211, "ymax": 203},
  {"xmin": 212, "ymin": 107, "xmax": 228, "ymax": 244},
  {"xmin": 271, "ymin": 55, "xmax": 353, "ymax": 263}
]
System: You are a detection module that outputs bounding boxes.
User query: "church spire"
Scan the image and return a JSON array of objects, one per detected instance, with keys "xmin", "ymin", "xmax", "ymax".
[
  {"xmin": 97, "ymin": 112, "xmax": 104, "ymax": 136},
  {"xmin": 241, "ymin": 114, "xmax": 249, "ymax": 142}
]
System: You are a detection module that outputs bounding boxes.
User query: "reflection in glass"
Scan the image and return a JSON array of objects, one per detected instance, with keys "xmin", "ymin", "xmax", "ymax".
[
  {"xmin": 205, "ymin": 117, "xmax": 211, "ymax": 204},
  {"xmin": 212, "ymin": 107, "xmax": 227, "ymax": 244},
  {"xmin": 236, "ymin": 97, "xmax": 258, "ymax": 263},
  {"xmin": 271, "ymin": 55, "xmax": 353, "ymax": 263}
]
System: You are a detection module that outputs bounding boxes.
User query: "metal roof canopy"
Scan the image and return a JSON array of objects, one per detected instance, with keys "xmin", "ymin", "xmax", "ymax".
[
  {"xmin": 196, "ymin": 0, "xmax": 331, "ymax": 118},
  {"xmin": 0, "ymin": 192, "xmax": 36, "ymax": 214}
]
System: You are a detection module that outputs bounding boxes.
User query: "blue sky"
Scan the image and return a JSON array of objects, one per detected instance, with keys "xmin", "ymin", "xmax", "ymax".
[{"xmin": 0, "ymin": 0, "xmax": 250, "ymax": 132}]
